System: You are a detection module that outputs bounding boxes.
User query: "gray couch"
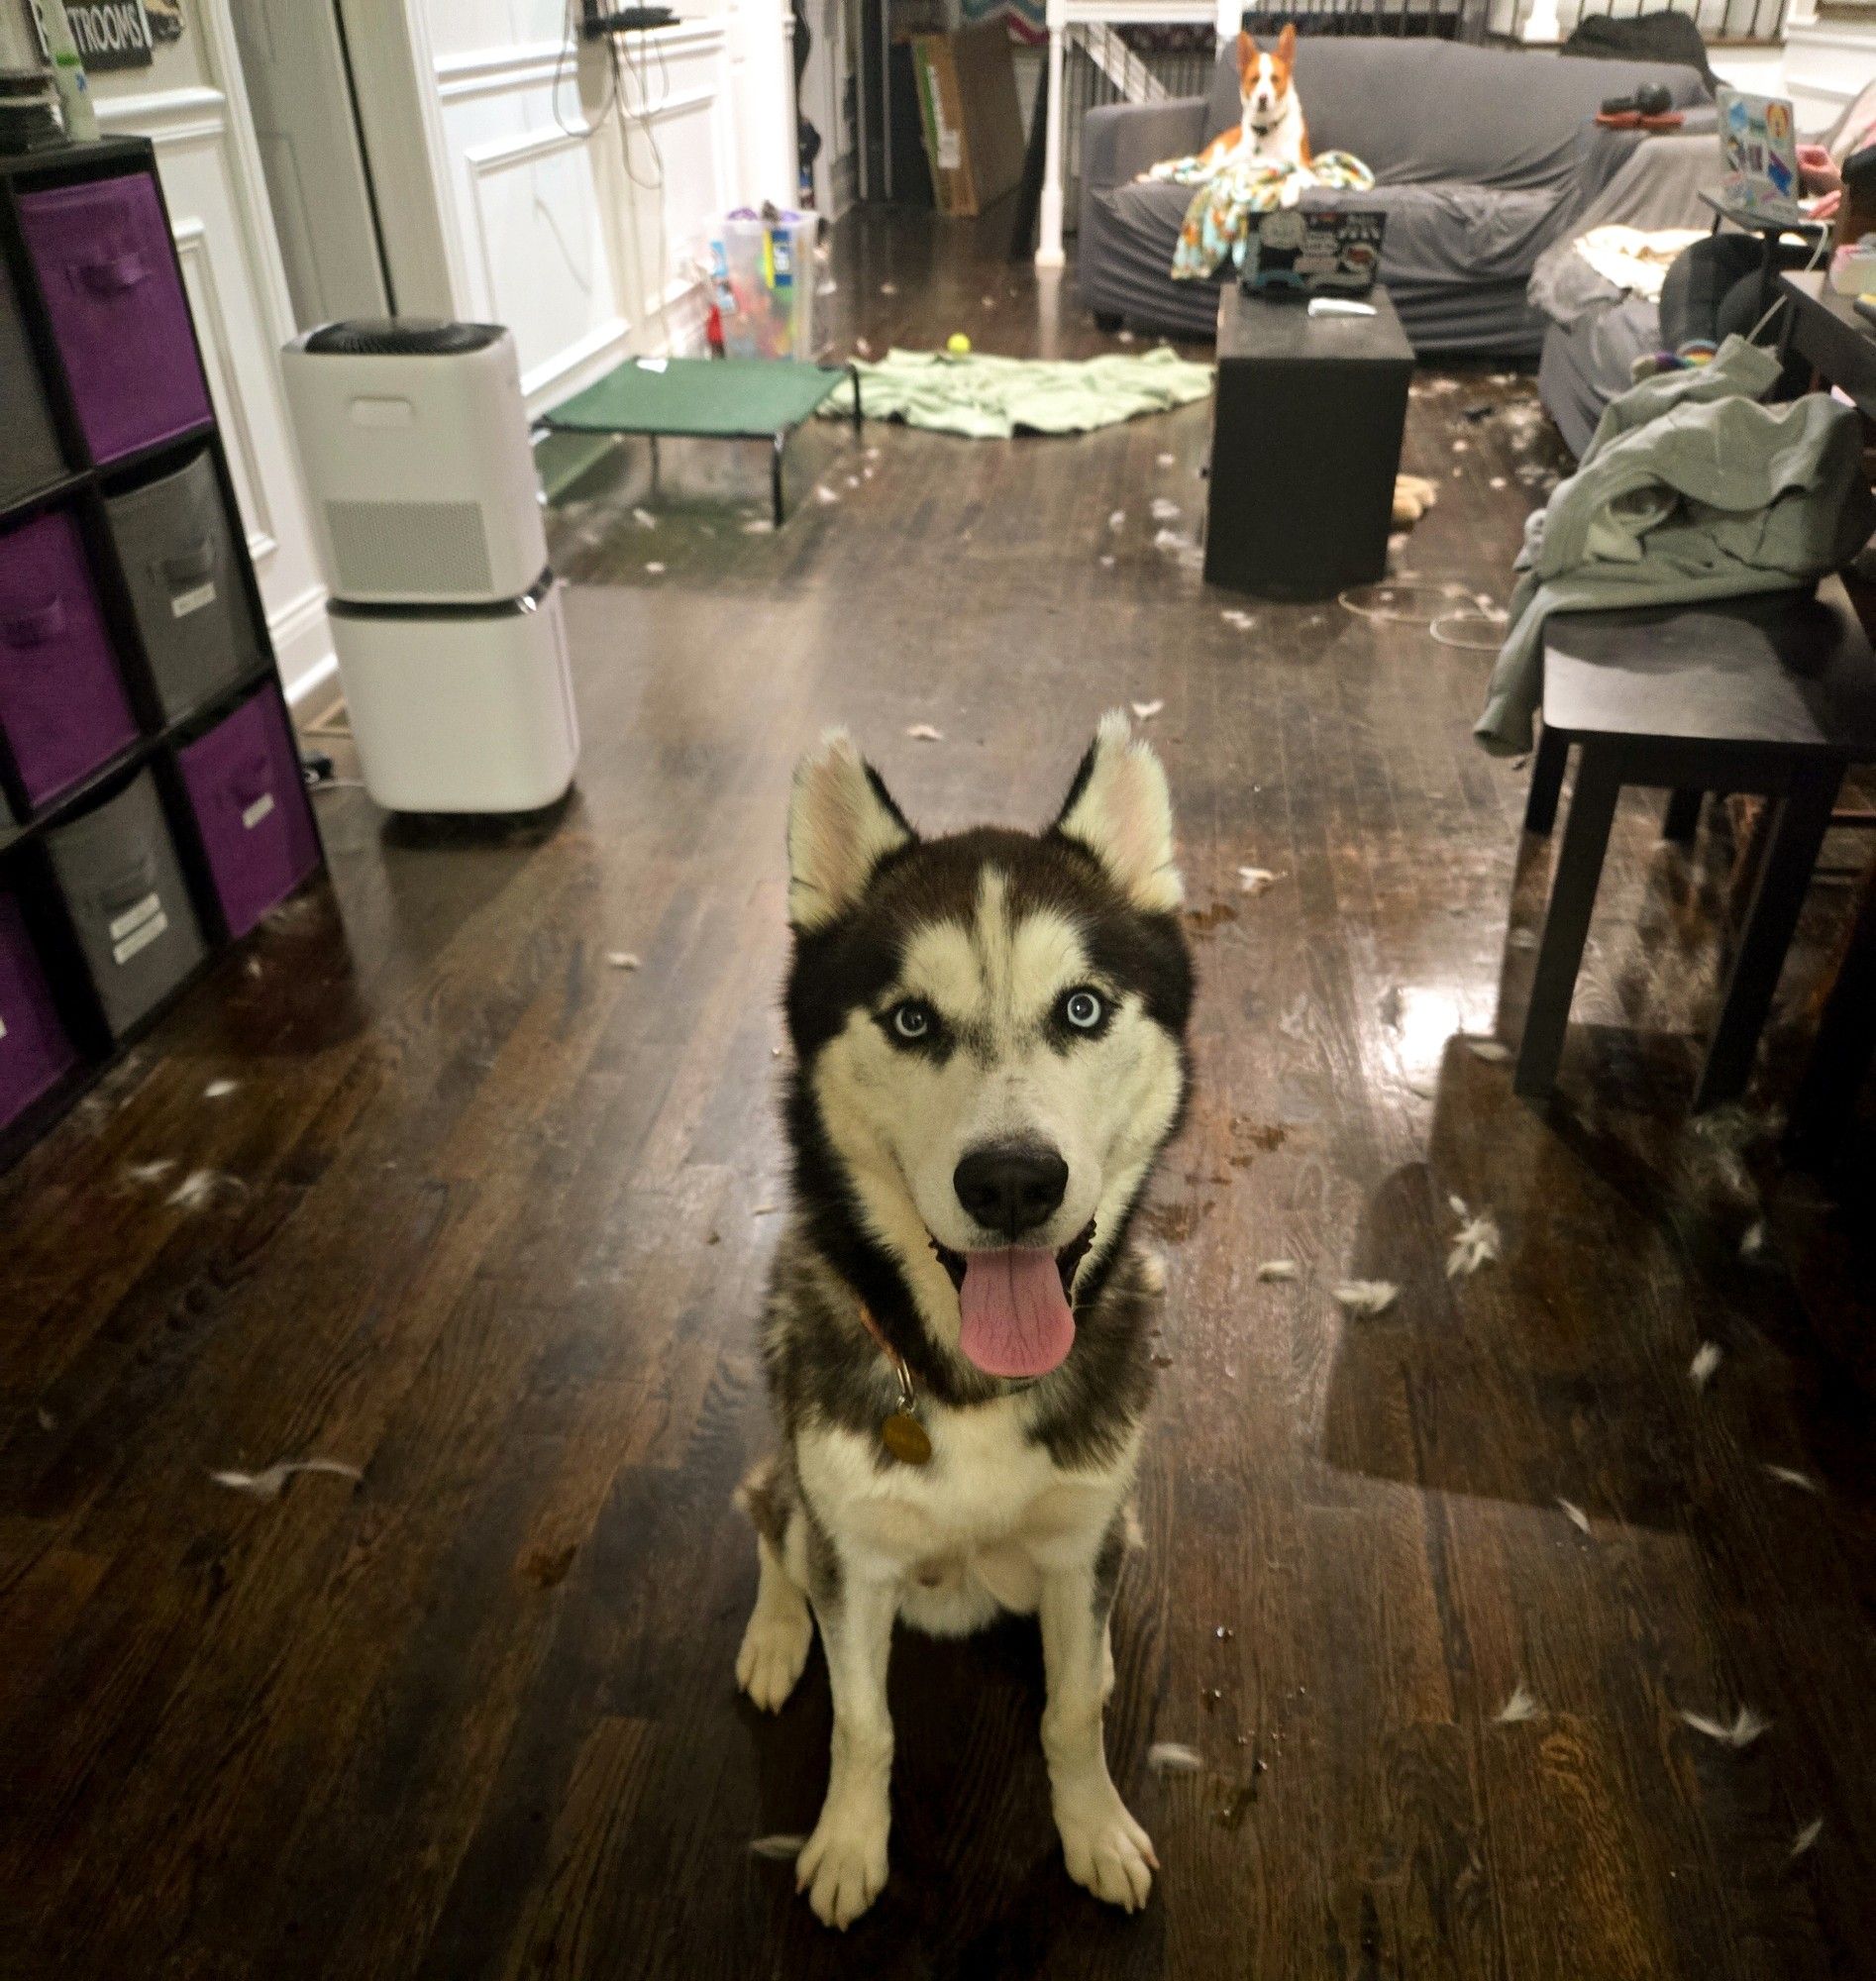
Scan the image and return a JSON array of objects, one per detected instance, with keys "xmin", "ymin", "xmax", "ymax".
[{"xmin": 1077, "ymin": 38, "xmax": 1712, "ymax": 355}]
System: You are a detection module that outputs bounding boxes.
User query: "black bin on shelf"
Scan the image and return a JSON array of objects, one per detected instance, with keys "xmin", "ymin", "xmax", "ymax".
[
  {"xmin": 45, "ymin": 770, "xmax": 206, "ymax": 1037},
  {"xmin": 105, "ymin": 450, "xmax": 258, "ymax": 721},
  {"xmin": 0, "ymin": 260, "xmax": 63, "ymax": 509}
]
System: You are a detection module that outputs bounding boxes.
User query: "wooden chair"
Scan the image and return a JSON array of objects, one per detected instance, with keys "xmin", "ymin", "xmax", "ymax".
[{"xmin": 1516, "ymin": 575, "xmax": 1876, "ymax": 1108}]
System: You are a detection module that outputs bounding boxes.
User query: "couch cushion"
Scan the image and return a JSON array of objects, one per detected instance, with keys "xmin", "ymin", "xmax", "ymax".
[{"xmin": 1202, "ymin": 41, "xmax": 1709, "ymax": 192}]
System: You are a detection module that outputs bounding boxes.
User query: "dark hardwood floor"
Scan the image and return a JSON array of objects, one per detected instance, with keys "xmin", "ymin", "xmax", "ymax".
[{"xmin": 4, "ymin": 201, "xmax": 1875, "ymax": 1981}]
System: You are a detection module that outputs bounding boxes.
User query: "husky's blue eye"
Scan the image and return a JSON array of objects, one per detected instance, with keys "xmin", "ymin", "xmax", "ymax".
[
  {"xmin": 1063, "ymin": 989, "xmax": 1103, "ymax": 1030},
  {"xmin": 889, "ymin": 1000, "xmax": 933, "ymax": 1041}
]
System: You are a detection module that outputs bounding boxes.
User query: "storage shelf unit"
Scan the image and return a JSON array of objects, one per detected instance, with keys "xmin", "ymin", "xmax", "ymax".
[{"xmin": 0, "ymin": 137, "xmax": 327, "ymax": 1173}]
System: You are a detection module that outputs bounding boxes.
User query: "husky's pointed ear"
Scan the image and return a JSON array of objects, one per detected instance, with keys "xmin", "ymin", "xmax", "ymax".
[
  {"xmin": 787, "ymin": 730, "xmax": 914, "ymax": 930},
  {"xmin": 1051, "ymin": 710, "xmax": 1182, "ymax": 912}
]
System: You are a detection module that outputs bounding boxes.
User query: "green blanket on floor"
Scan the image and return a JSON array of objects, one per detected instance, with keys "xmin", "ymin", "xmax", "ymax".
[{"xmin": 826, "ymin": 346, "xmax": 1213, "ymax": 439}]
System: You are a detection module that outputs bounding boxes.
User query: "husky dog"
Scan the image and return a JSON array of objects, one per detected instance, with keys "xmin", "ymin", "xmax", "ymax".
[{"xmin": 735, "ymin": 712, "xmax": 1195, "ymax": 1928}]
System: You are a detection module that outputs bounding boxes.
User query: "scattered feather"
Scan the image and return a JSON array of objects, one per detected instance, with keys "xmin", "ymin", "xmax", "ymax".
[
  {"xmin": 1377, "ymin": 985, "xmax": 1404, "ymax": 1029},
  {"xmin": 1237, "ymin": 867, "xmax": 1277, "ymax": 894},
  {"xmin": 1147, "ymin": 1741, "xmax": 1203, "ymax": 1774},
  {"xmin": 1690, "ymin": 1341, "xmax": 1722, "ymax": 1391},
  {"xmin": 1149, "ymin": 496, "xmax": 1181, "ymax": 522},
  {"xmin": 904, "ymin": 722, "xmax": 944, "ymax": 742},
  {"xmin": 854, "ymin": 337, "xmax": 873, "ymax": 358},
  {"xmin": 846, "ymin": 474, "xmax": 861, "ymax": 489},
  {"xmin": 36, "ymin": 1406, "xmax": 55, "ymax": 1431},
  {"xmin": 1468, "ymin": 1039, "xmax": 1512, "ymax": 1063},
  {"xmin": 1490, "ymin": 475, "xmax": 1508, "ymax": 490},
  {"xmin": 244, "ymin": 956, "xmax": 263, "ymax": 980},
  {"xmin": 1107, "ymin": 509, "xmax": 1126, "ymax": 531},
  {"xmin": 643, "ymin": 561, "xmax": 666, "ymax": 574},
  {"xmin": 740, "ymin": 517, "xmax": 774, "ymax": 535},
  {"xmin": 203, "ymin": 1078, "xmax": 238, "ymax": 1099},
  {"xmin": 606, "ymin": 952, "xmax": 642, "ymax": 971},
  {"xmin": 1130, "ymin": 698, "xmax": 1164, "ymax": 722},
  {"xmin": 1447, "ymin": 1206, "xmax": 1501, "ymax": 1279},
  {"xmin": 1156, "ymin": 452, "xmax": 1176, "ymax": 468},
  {"xmin": 632, "ymin": 506, "xmax": 657, "ymax": 529},
  {"xmin": 168, "ymin": 1168, "xmax": 241, "ymax": 1212},
  {"xmin": 1220, "ymin": 608, "xmax": 1256, "ymax": 631},
  {"xmin": 864, "ymin": 446, "xmax": 881, "ymax": 462},
  {"xmin": 1678, "ymin": 1704, "xmax": 1769, "ymax": 1748},
  {"xmin": 1508, "ymin": 928, "xmax": 1537, "ymax": 951},
  {"xmin": 1739, "ymin": 1219, "xmax": 1766, "ymax": 1259},
  {"xmin": 1257, "ymin": 1260, "xmax": 1299, "ymax": 1282},
  {"xmin": 209, "ymin": 1458, "xmax": 362, "ymax": 1501},
  {"xmin": 1117, "ymin": 328, "xmax": 1136, "ymax": 344},
  {"xmin": 813, "ymin": 486, "xmax": 838, "ymax": 507},
  {"xmin": 879, "ymin": 282, "xmax": 897, "ymax": 296},
  {"xmin": 1557, "ymin": 1498, "xmax": 1592, "ymax": 1535},
  {"xmin": 1763, "ymin": 1463, "xmax": 1822, "ymax": 1494},
  {"xmin": 125, "ymin": 1157, "xmax": 176, "ymax": 1186},
  {"xmin": 748, "ymin": 1832, "xmax": 807, "ymax": 1860},
  {"xmin": 1332, "ymin": 1280, "xmax": 1399, "ymax": 1317},
  {"xmin": 1098, "ymin": 554, "xmax": 1116, "ymax": 569},
  {"xmin": 1791, "ymin": 1818, "xmax": 1823, "ymax": 1860},
  {"xmin": 1452, "ymin": 439, "xmax": 1470, "ymax": 454},
  {"xmin": 1496, "ymin": 1681, "xmax": 1539, "ymax": 1723}
]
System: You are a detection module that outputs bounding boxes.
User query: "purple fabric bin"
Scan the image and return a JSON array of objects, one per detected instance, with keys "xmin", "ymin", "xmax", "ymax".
[
  {"xmin": 0, "ymin": 508, "xmax": 139, "ymax": 807},
  {"xmin": 18, "ymin": 171, "xmax": 212, "ymax": 466},
  {"xmin": 0, "ymin": 892, "xmax": 78, "ymax": 1131},
  {"xmin": 177, "ymin": 688, "xmax": 318, "ymax": 938}
]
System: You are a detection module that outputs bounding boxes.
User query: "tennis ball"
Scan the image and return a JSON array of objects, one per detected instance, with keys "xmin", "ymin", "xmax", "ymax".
[{"xmin": 946, "ymin": 332, "xmax": 971, "ymax": 356}]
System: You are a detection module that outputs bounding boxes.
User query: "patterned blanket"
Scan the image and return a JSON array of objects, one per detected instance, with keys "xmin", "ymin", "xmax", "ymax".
[{"xmin": 1144, "ymin": 152, "xmax": 1376, "ymax": 282}]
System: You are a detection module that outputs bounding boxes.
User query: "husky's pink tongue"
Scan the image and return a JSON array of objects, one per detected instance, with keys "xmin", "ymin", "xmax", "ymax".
[{"xmin": 958, "ymin": 1248, "xmax": 1076, "ymax": 1378}]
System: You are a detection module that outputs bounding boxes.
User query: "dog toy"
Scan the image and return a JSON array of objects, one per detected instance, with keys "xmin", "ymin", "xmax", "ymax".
[
  {"xmin": 1391, "ymin": 472, "xmax": 1440, "ymax": 528},
  {"xmin": 946, "ymin": 332, "xmax": 971, "ymax": 355}
]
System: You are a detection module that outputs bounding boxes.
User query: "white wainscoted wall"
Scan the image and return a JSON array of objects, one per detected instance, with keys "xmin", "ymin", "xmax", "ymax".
[
  {"xmin": 411, "ymin": 0, "xmax": 797, "ymax": 412},
  {"xmin": 88, "ymin": 1, "xmax": 334, "ymax": 705}
]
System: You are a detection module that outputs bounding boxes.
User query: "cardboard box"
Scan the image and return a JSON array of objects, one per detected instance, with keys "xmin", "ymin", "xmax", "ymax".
[{"xmin": 910, "ymin": 23, "xmax": 1024, "ymax": 219}]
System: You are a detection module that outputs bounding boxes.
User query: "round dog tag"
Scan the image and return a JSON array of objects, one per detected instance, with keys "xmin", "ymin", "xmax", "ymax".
[{"xmin": 881, "ymin": 1411, "xmax": 932, "ymax": 1466}]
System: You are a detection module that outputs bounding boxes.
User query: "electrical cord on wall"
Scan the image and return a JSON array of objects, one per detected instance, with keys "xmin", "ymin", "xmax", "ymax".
[{"xmin": 554, "ymin": 0, "xmax": 674, "ymax": 340}]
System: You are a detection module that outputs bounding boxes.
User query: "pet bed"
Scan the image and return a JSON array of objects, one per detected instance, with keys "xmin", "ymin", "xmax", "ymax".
[{"xmin": 544, "ymin": 356, "xmax": 862, "ymax": 524}]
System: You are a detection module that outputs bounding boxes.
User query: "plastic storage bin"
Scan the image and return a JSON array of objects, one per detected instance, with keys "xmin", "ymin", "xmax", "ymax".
[
  {"xmin": 0, "ymin": 506, "xmax": 138, "ymax": 808},
  {"xmin": 714, "ymin": 212, "xmax": 818, "ymax": 360},
  {"xmin": 17, "ymin": 169, "xmax": 212, "ymax": 466},
  {"xmin": 176, "ymin": 687, "xmax": 318, "ymax": 938},
  {"xmin": 45, "ymin": 771, "xmax": 205, "ymax": 1037},
  {"xmin": 105, "ymin": 450, "xmax": 257, "ymax": 721},
  {"xmin": 0, "ymin": 261, "xmax": 65, "ymax": 509},
  {"xmin": 0, "ymin": 891, "xmax": 77, "ymax": 1132}
]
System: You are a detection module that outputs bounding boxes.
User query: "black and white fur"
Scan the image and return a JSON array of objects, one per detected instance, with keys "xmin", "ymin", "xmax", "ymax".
[{"xmin": 736, "ymin": 712, "xmax": 1195, "ymax": 1927}]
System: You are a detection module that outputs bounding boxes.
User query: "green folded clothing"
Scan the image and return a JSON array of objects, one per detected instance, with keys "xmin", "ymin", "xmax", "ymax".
[{"xmin": 825, "ymin": 346, "xmax": 1213, "ymax": 439}]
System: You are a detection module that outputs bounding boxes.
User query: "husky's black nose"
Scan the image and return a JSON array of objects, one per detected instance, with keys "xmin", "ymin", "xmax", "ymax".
[{"xmin": 954, "ymin": 1143, "xmax": 1069, "ymax": 1239}]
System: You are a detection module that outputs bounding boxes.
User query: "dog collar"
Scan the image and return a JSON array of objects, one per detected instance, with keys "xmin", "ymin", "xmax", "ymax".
[{"xmin": 856, "ymin": 1303, "xmax": 932, "ymax": 1466}]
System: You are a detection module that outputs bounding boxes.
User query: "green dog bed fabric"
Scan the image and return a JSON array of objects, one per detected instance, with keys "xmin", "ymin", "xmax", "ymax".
[
  {"xmin": 548, "ymin": 356, "xmax": 856, "ymax": 439},
  {"xmin": 830, "ymin": 347, "xmax": 1213, "ymax": 439}
]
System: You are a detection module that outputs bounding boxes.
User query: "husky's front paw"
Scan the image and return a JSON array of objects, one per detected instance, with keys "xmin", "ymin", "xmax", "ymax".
[
  {"xmin": 795, "ymin": 1798, "xmax": 888, "ymax": 1929},
  {"xmin": 1056, "ymin": 1783, "xmax": 1157, "ymax": 1912},
  {"xmin": 736, "ymin": 1596, "xmax": 812, "ymax": 1712}
]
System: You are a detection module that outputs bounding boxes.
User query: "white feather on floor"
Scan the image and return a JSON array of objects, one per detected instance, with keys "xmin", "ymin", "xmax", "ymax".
[
  {"xmin": 1468, "ymin": 1039, "xmax": 1512, "ymax": 1063},
  {"xmin": 1557, "ymin": 1498, "xmax": 1592, "ymax": 1536},
  {"xmin": 605, "ymin": 952, "xmax": 642, "ymax": 971},
  {"xmin": 1763, "ymin": 1463, "xmax": 1822, "ymax": 1494},
  {"xmin": 1446, "ymin": 1198, "xmax": 1501, "ymax": 1278},
  {"xmin": 1678, "ymin": 1705, "xmax": 1769, "ymax": 1748},
  {"xmin": 203, "ymin": 1079, "xmax": 238, "ymax": 1099},
  {"xmin": 1256, "ymin": 1260, "xmax": 1299, "ymax": 1283},
  {"xmin": 748, "ymin": 1833, "xmax": 808, "ymax": 1860},
  {"xmin": 1791, "ymin": 1818, "xmax": 1824, "ymax": 1859},
  {"xmin": 1332, "ymin": 1280, "xmax": 1398, "ymax": 1317},
  {"xmin": 1496, "ymin": 1682, "xmax": 1538, "ymax": 1723},
  {"xmin": 904, "ymin": 724, "xmax": 944, "ymax": 742},
  {"xmin": 1147, "ymin": 1741, "xmax": 1203, "ymax": 1774},
  {"xmin": 209, "ymin": 1458, "xmax": 362, "ymax": 1501},
  {"xmin": 1690, "ymin": 1341, "xmax": 1723, "ymax": 1391},
  {"xmin": 1130, "ymin": 700, "xmax": 1164, "ymax": 721},
  {"xmin": 1237, "ymin": 867, "xmax": 1277, "ymax": 894}
]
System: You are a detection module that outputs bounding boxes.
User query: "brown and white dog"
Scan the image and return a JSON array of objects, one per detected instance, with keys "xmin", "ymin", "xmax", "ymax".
[
  {"xmin": 1196, "ymin": 24, "xmax": 1312, "ymax": 173},
  {"xmin": 736, "ymin": 715, "xmax": 1195, "ymax": 1928}
]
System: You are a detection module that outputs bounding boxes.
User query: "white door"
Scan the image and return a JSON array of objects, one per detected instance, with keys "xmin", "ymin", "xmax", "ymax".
[{"xmin": 227, "ymin": 0, "xmax": 390, "ymax": 326}]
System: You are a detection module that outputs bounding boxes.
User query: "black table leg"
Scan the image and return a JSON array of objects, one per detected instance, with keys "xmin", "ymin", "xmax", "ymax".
[
  {"xmin": 1662, "ymin": 788, "xmax": 1703, "ymax": 843},
  {"xmin": 1515, "ymin": 748, "xmax": 1620, "ymax": 1099},
  {"xmin": 1523, "ymin": 724, "xmax": 1570, "ymax": 836},
  {"xmin": 1789, "ymin": 855, "xmax": 1876, "ymax": 1157},
  {"xmin": 1694, "ymin": 764, "xmax": 1842, "ymax": 1109},
  {"xmin": 771, "ymin": 432, "xmax": 785, "ymax": 527}
]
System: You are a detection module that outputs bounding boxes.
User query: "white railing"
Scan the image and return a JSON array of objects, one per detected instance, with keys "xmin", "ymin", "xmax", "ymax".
[{"xmin": 1037, "ymin": 0, "xmax": 1236, "ymax": 266}]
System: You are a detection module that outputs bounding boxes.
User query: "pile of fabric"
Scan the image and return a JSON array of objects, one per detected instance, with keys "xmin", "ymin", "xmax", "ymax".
[
  {"xmin": 1144, "ymin": 152, "xmax": 1376, "ymax": 282},
  {"xmin": 1475, "ymin": 336, "xmax": 1876, "ymax": 756},
  {"xmin": 829, "ymin": 347, "xmax": 1213, "ymax": 440}
]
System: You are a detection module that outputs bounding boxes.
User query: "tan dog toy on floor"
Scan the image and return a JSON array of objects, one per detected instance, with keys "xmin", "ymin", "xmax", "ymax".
[{"xmin": 1392, "ymin": 473, "xmax": 1439, "ymax": 527}]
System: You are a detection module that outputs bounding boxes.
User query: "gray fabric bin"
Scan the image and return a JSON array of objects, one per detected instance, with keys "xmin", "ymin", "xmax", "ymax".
[
  {"xmin": 0, "ymin": 262, "xmax": 65, "ymax": 510},
  {"xmin": 105, "ymin": 451, "xmax": 258, "ymax": 721},
  {"xmin": 47, "ymin": 770, "xmax": 206, "ymax": 1037}
]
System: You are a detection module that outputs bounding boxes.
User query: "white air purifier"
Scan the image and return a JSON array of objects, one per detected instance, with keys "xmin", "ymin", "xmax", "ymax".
[{"xmin": 280, "ymin": 319, "xmax": 578, "ymax": 813}]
